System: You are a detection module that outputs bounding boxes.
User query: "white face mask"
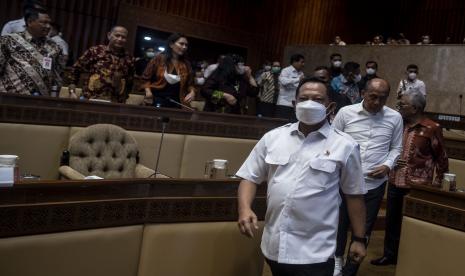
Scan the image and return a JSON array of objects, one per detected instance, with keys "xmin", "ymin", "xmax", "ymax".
[
  {"xmin": 146, "ymin": 52, "xmax": 155, "ymax": 58},
  {"xmin": 195, "ymin": 77, "xmax": 205, "ymax": 85},
  {"xmin": 295, "ymin": 100, "xmax": 328, "ymax": 125},
  {"xmin": 408, "ymin": 72, "xmax": 417, "ymax": 80},
  {"xmin": 366, "ymin": 68, "xmax": 376, "ymax": 75},
  {"xmin": 164, "ymin": 70, "xmax": 181, "ymax": 84},
  {"xmin": 354, "ymin": 74, "xmax": 362, "ymax": 83},
  {"xmin": 332, "ymin": 60, "xmax": 342, "ymax": 68},
  {"xmin": 236, "ymin": 64, "xmax": 245, "ymax": 75},
  {"xmin": 264, "ymin": 65, "xmax": 271, "ymax": 71}
]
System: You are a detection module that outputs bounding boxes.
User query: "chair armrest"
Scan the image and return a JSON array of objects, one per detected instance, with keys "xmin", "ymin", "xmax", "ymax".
[
  {"xmin": 135, "ymin": 164, "xmax": 169, "ymax": 178},
  {"xmin": 59, "ymin": 166, "xmax": 86, "ymax": 180}
]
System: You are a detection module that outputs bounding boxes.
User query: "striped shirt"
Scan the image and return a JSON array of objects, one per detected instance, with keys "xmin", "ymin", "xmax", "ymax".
[{"xmin": 258, "ymin": 71, "xmax": 279, "ymax": 103}]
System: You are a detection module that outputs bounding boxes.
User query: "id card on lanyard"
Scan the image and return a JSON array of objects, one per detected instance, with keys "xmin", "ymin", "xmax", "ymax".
[{"xmin": 42, "ymin": 56, "xmax": 52, "ymax": 70}]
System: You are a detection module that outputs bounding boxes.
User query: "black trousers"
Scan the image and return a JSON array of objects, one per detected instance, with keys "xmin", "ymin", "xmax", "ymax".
[
  {"xmin": 266, "ymin": 258, "xmax": 334, "ymax": 276},
  {"xmin": 274, "ymin": 105, "xmax": 297, "ymax": 122},
  {"xmin": 335, "ymin": 182, "xmax": 386, "ymax": 275},
  {"xmin": 257, "ymin": 101, "xmax": 276, "ymax": 118},
  {"xmin": 383, "ymin": 183, "xmax": 410, "ymax": 260}
]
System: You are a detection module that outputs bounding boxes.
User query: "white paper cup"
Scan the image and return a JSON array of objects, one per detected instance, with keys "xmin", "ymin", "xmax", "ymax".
[
  {"xmin": 212, "ymin": 159, "xmax": 228, "ymax": 169},
  {"xmin": 0, "ymin": 155, "xmax": 18, "ymax": 166}
]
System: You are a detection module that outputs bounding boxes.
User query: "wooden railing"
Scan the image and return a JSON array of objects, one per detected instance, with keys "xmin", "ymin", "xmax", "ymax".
[
  {"xmin": 2, "ymin": 93, "xmax": 465, "ymax": 158},
  {"xmin": 0, "ymin": 178, "xmax": 267, "ymax": 238},
  {"xmin": 404, "ymin": 184, "xmax": 465, "ymax": 232}
]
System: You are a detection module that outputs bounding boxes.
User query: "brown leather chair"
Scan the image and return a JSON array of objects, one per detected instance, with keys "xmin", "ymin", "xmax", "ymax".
[{"xmin": 59, "ymin": 124, "xmax": 161, "ymax": 179}]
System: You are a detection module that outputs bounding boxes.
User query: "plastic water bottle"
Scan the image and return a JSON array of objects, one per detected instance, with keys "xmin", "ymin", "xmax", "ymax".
[{"xmin": 50, "ymin": 85, "xmax": 58, "ymax": 98}]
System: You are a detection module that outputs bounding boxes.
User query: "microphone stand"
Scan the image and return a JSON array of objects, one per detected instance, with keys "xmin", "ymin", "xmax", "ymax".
[
  {"xmin": 459, "ymin": 94, "xmax": 463, "ymax": 116},
  {"xmin": 165, "ymin": 97, "xmax": 196, "ymax": 111},
  {"xmin": 148, "ymin": 117, "xmax": 169, "ymax": 178}
]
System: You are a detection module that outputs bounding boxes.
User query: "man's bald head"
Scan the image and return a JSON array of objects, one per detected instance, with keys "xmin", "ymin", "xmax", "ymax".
[
  {"xmin": 366, "ymin": 78, "xmax": 390, "ymax": 94},
  {"xmin": 110, "ymin": 26, "xmax": 128, "ymax": 34},
  {"xmin": 363, "ymin": 78, "xmax": 391, "ymax": 113}
]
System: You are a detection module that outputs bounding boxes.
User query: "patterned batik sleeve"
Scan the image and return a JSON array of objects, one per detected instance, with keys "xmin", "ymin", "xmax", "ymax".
[
  {"xmin": 69, "ymin": 47, "xmax": 95, "ymax": 86},
  {"xmin": 124, "ymin": 57, "xmax": 135, "ymax": 98},
  {"xmin": 0, "ymin": 36, "xmax": 9, "ymax": 75},
  {"xmin": 432, "ymin": 125, "xmax": 449, "ymax": 186}
]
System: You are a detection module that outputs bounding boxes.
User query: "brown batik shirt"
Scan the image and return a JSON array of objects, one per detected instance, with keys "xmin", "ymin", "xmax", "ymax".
[
  {"xmin": 0, "ymin": 31, "xmax": 64, "ymax": 95},
  {"xmin": 70, "ymin": 45, "xmax": 135, "ymax": 103},
  {"xmin": 389, "ymin": 118, "xmax": 448, "ymax": 188}
]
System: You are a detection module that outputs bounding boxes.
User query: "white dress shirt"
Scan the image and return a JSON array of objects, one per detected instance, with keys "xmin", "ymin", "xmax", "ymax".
[
  {"xmin": 51, "ymin": 35, "xmax": 69, "ymax": 55},
  {"xmin": 203, "ymin": 63, "xmax": 218, "ymax": 78},
  {"xmin": 1, "ymin": 18, "xmax": 26, "ymax": 36},
  {"xmin": 236, "ymin": 122, "xmax": 366, "ymax": 264},
  {"xmin": 332, "ymin": 103, "xmax": 403, "ymax": 190},
  {"xmin": 277, "ymin": 65, "xmax": 303, "ymax": 107},
  {"xmin": 397, "ymin": 79, "xmax": 426, "ymax": 96}
]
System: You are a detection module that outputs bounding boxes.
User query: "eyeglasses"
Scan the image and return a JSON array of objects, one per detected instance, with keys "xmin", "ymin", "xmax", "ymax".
[{"xmin": 396, "ymin": 102, "xmax": 410, "ymax": 108}]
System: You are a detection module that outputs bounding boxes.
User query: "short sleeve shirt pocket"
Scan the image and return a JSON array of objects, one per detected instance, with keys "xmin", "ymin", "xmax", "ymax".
[
  {"xmin": 264, "ymin": 152, "xmax": 290, "ymax": 182},
  {"xmin": 307, "ymin": 158, "xmax": 338, "ymax": 190}
]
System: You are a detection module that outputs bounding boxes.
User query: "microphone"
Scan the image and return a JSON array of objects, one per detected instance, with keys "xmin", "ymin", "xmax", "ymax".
[
  {"xmin": 165, "ymin": 96, "xmax": 196, "ymax": 111},
  {"xmin": 149, "ymin": 116, "xmax": 169, "ymax": 178},
  {"xmin": 459, "ymin": 94, "xmax": 463, "ymax": 116}
]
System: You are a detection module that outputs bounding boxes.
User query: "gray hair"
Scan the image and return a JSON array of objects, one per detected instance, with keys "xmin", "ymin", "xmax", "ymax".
[{"xmin": 403, "ymin": 90, "xmax": 426, "ymax": 111}]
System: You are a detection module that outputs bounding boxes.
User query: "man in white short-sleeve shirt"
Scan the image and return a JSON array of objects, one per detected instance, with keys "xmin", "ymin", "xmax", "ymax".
[
  {"xmin": 236, "ymin": 77, "xmax": 367, "ymax": 276},
  {"xmin": 332, "ymin": 78, "xmax": 403, "ymax": 276},
  {"xmin": 275, "ymin": 54, "xmax": 305, "ymax": 121}
]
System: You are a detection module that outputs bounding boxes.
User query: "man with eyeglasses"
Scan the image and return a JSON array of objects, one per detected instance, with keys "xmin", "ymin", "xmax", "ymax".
[{"xmin": 371, "ymin": 89, "xmax": 448, "ymax": 266}]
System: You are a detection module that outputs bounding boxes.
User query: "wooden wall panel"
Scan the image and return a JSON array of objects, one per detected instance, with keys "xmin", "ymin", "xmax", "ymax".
[
  {"xmin": 391, "ymin": 0, "xmax": 465, "ymax": 44},
  {"xmin": 2, "ymin": 0, "xmax": 465, "ymax": 67},
  {"xmin": 122, "ymin": 0, "xmax": 263, "ymax": 33},
  {"xmin": 260, "ymin": 0, "xmax": 352, "ymax": 62}
]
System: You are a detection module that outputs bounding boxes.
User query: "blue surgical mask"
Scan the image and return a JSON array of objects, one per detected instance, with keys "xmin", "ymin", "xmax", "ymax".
[{"xmin": 271, "ymin": 66, "xmax": 281, "ymax": 73}]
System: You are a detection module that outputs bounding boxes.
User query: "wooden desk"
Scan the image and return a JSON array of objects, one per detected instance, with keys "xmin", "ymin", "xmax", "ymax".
[
  {"xmin": 404, "ymin": 184, "xmax": 465, "ymax": 232},
  {"xmin": 0, "ymin": 93, "xmax": 286, "ymax": 140},
  {"xmin": 397, "ymin": 184, "xmax": 465, "ymax": 276},
  {"xmin": 3, "ymin": 94, "xmax": 465, "ymax": 159},
  {"xmin": 0, "ymin": 178, "xmax": 267, "ymax": 238}
]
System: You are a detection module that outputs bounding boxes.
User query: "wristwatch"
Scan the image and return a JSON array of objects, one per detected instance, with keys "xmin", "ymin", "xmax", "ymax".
[{"xmin": 351, "ymin": 235, "xmax": 368, "ymax": 246}]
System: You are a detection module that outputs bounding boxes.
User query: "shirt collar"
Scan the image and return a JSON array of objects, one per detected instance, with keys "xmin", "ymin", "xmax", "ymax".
[
  {"xmin": 290, "ymin": 121, "xmax": 331, "ymax": 138},
  {"xmin": 340, "ymin": 74, "xmax": 348, "ymax": 83},
  {"xmin": 290, "ymin": 65, "xmax": 299, "ymax": 74},
  {"xmin": 105, "ymin": 45, "xmax": 128, "ymax": 57},
  {"xmin": 356, "ymin": 101, "xmax": 385, "ymax": 115},
  {"xmin": 23, "ymin": 30, "xmax": 46, "ymax": 45},
  {"xmin": 23, "ymin": 30, "xmax": 33, "ymax": 41},
  {"xmin": 406, "ymin": 118, "xmax": 430, "ymax": 129}
]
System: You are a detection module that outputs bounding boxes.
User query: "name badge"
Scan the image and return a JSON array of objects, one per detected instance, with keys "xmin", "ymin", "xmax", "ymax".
[{"xmin": 42, "ymin": 57, "xmax": 52, "ymax": 70}]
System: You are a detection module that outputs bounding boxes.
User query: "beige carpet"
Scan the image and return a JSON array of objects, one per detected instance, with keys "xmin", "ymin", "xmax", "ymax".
[{"xmin": 262, "ymin": 231, "xmax": 396, "ymax": 276}]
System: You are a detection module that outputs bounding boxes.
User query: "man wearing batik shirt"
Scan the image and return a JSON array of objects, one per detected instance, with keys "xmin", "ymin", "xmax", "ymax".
[
  {"xmin": 371, "ymin": 90, "xmax": 448, "ymax": 267},
  {"xmin": 69, "ymin": 26, "xmax": 134, "ymax": 103},
  {"xmin": 1, "ymin": 0, "xmax": 47, "ymax": 36},
  {"xmin": 0, "ymin": 9, "xmax": 64, "ymax": 95}
]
